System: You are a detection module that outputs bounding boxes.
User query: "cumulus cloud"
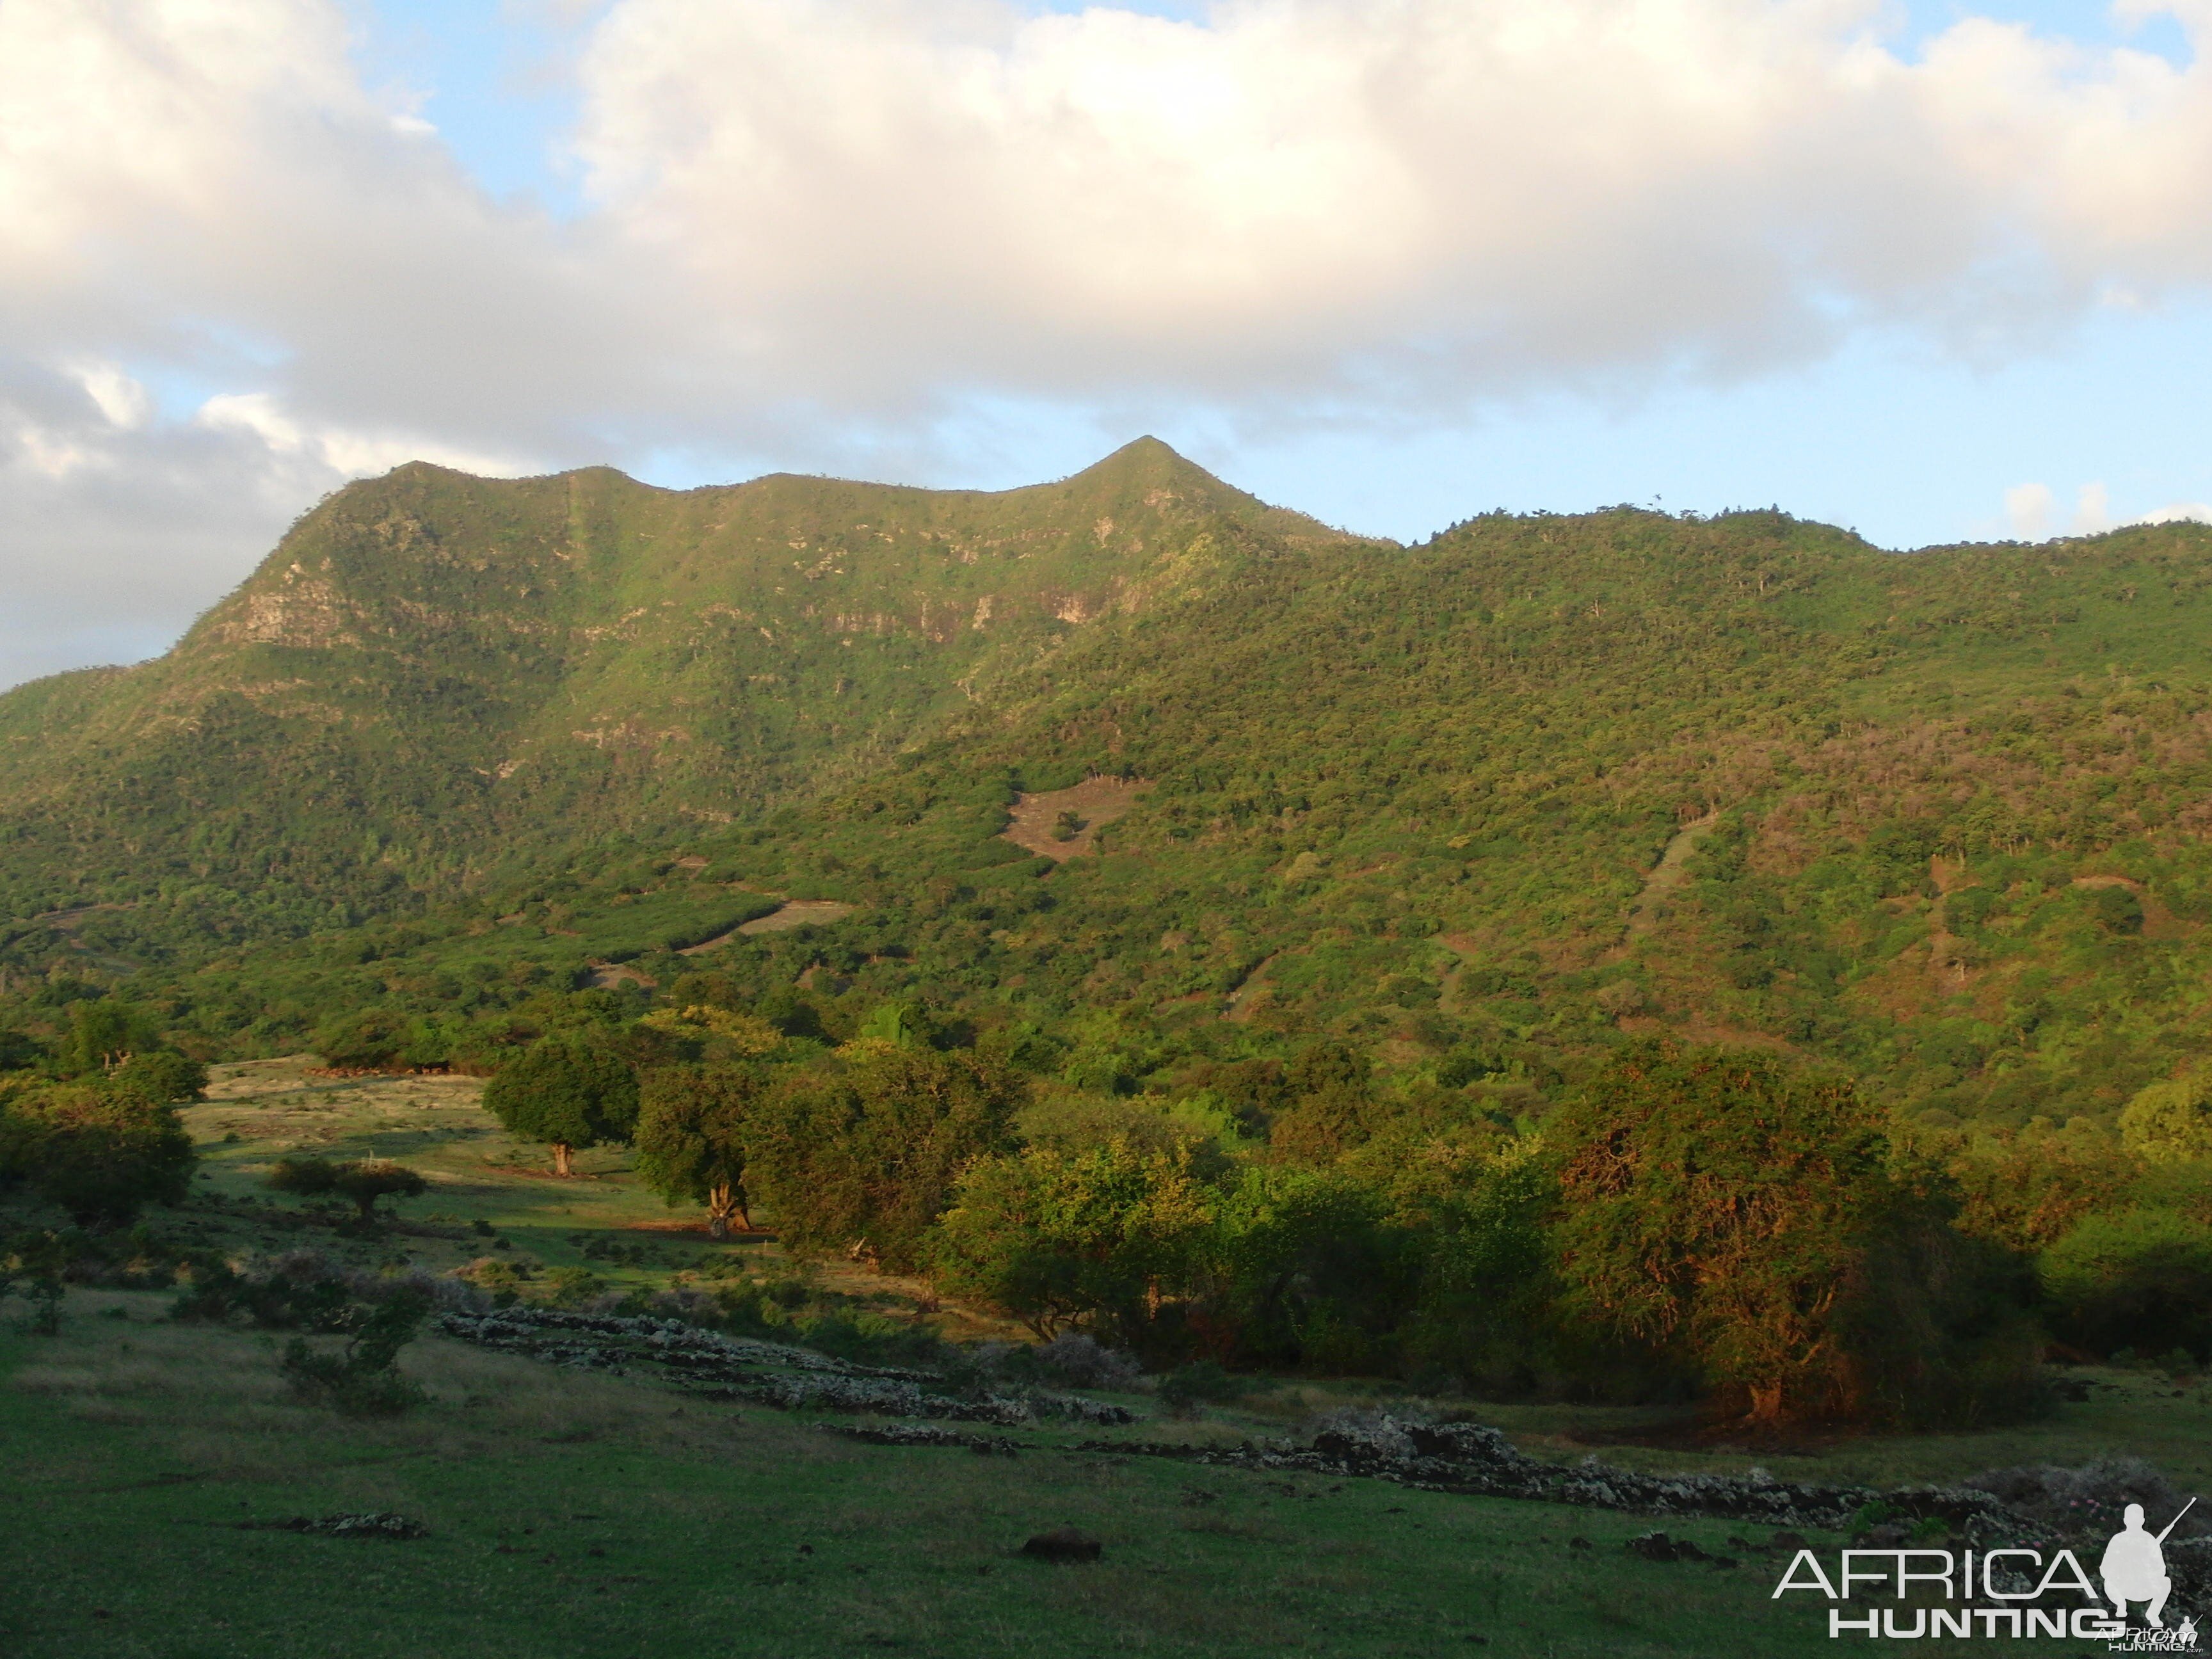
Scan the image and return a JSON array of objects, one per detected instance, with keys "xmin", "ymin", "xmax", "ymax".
[
  {"xmin": 1999, "ymin": 477, "xmax": 2212, "ymax": 540},
  {"xmin": 10, "ymin": 0, "xmax": 2212, "ymax": 684}
]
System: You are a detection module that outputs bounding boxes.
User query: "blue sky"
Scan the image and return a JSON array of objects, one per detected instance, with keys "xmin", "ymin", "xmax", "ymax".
[
  {"xmin": 3, "ymin": 0, "xmax": 2211, "ymax": 687},
  {"xmin": 332, "ymin": 0, "xmax": 2212, "ymax": 548}
]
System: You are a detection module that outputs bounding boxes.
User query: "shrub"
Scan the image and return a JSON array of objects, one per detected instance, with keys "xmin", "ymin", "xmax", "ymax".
[
  {"xmin": 0, "ymin": 1230, "xmax": 70, "ymax": 1335},
  {"xmin": 2120, "ymin": 1068, "xmax": 2212, "ymax": 1164},
  {"xmin": 109, "ymin": 1050, "xmax": 208, "ymax": 1104},
  {"xmin": 1157, "ymin": 1360, "xmax": 1248, "ymax": 1418},
  {"xmin": 1034, "ymin": 1333, "xmax": 1144, "ymax": 1391},
  {"xmin": 2040, "ymin": 1206, "xmax": 2212, "ymax": 1360},
  {"xmin": 750, "ymin": 1046, "xmax": 1025, "ymax": 1270},
  {"xmin": 482, "ymin": 1036, "xmax": 639, "ymax": 1176},
  {"xmin": 278, "ymin": 1289, "xmax": 431, "ymax": 1417},
  {"xmin": 930, "ymin": 1136, "xmax": 1217, "ymax": 1340},
  {"xmin": 313, "ymin": 1010, "xmax": 412, "ymax": 1071},
  {"xmin": 7, "ymin": 1082, "xmax": 195, "ymax": 1228},
  {"xmin": 634, "ymin": 1063, "xmax": 762, "ymax": 1237},
  {"xmin": 266, "ymin": 1157, "xmax": 428, "ymax": 1222}
]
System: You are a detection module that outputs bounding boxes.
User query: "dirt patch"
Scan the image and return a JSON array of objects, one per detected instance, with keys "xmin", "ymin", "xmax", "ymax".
[
  {"xmin": 1002, "ymin": 776, "xmax": 1150, "ymax": 861},
  {"xmin": 1607, "ymin": 809, "xmax": 1720, "ymax": 961},
  {"xmin": 737, "ymin": 900, "xmax": 854, "ymax": 934},
  {"xmin": 585, "ymin": 961, "xmax": 655, "ymax": 989},
  {"xmin": 1223, "ymin": 953, "xmax": 1280, "ymax": 1023}
]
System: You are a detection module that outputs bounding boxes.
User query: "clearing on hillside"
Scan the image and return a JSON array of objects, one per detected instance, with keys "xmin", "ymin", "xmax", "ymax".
[{"xmin": 1002, "ymin": 775, "xmax": 1150, "ymax": 860}]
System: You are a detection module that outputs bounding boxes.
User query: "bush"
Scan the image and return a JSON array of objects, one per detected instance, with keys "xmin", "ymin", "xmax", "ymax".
[
  {"xmin": 2120, "ymin": 1068, "xmax": 2212, "ymax": 1164},
  {"xmin": 0, "ymin": 1230, "xmax": 70, "ymax": 1335},
  {"xmin": 1034, "ymin": 1333, "xmax": 1143, "ymax": 1391},
  {"xmin": 482, "ymin": 1036, "xmax": 639, "ymax": 1176},
  {"xmin": 7, "ymin": 1082, "xmax": 195, "ymax": 1228},
  {"xmin": 109, "ymin": 1050, "xmax": 208, "ymax": 1104},
  {"xmin": 751, "ymin": 1046, "xmax": 1025, "ymax": 1270},
  {"xmin": 929, "ymin": 1135, "xmax": 1217, "ymax": 1341},
  {"xmin": 277, "ymin": 1288, "xmax": 431, "ymax": 1417},
  {"xmin": 2040, "ymin": 1206, "xmax": 2212, "ymax": 1361},
  {"xmin": 314, "ymin": 1010, "xmax": 412, "ymax": 1071},
  {"xmin": 1156, "ymin": 1360, "xmax": 1249, "ymax": 1418},
  {"xmin": 267, "ymin": 1157, "xmax": 428, "ymax": 1222}
]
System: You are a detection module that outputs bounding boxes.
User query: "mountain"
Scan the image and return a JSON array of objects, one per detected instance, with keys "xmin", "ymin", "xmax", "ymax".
[
  {"xmin": 0, "ymin": 437, "xmax": 1361, "ymax": 936},
  {"xmin": 7, "ymin": 439, "xmax": 2212, "ymax": 1136}
]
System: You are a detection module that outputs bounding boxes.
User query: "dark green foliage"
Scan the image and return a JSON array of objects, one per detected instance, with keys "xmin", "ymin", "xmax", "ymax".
[
  {"xmin": 54, "ymin": 1000, "xmax": 160, "ymax": 1077},
  {"xmin": 265, "ymin": 1156, "xmax": 428, "ymax": 1222},
  {"xmin": 0, "ymin": 1229, "xmax": 70, "ymax": 1334},
  {"xmin": 633, "ymin": 1063, "xmax": 762, "ymax": 1237},
  {"xmin": 314, "ymin": 1009, "xmax": 412, "ymax": 1070},
  {"xmin": 108, "ymin": 1050, "xmax": 207, "ymax": 1104},
  {"xmin": 481, "ymin": 1035, "xmax": 639, "ymax": 1175},
  {"xmin": 1155, "ymin": 1359, "xmax": 1249, "ymax": 1417},
  {"xmin": 930, "ymin": 1135, "xmax": 1215, "ymax": 1340},
  {"xmin": 2040, "ymin": 1206, "xmax": 2212, "ymax": 1361},
  {"xmin": 1550, "ymin": 1041, "xmax": 2034, "ymax": 1424},
  {"xmin": 278, "ymin": 1288, "xmax": 432, "ymax": 1417},
  {"xmin": 4, "ymin": 1080, "xmax": 195, "ymax": 1228},
  {"xmin": 751, "ymin": 1046, "xmax": 1025, "ymax": 1270},
  {"xmin": 172, "ymin": 1249, "xmax": 434, "ymax": 1413}
]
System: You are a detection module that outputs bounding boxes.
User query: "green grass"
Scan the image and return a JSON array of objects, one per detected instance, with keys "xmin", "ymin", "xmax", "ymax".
[
  {"xmin": 12, "ymin": 1057, "xmax": 2210, "ymax": 1654},
  {"xmin": 0, "ymin": 1289, "xmax": 1913, "ymax": 1659}
]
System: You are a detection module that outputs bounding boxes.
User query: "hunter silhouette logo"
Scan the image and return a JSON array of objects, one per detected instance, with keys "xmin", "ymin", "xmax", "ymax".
[
  {"xmin": 2103, "ymin": 1500, "xmax": 2191, "ymax": 1629},
  {"xmin": 1771, "ymin": 1494, "xmax": 2204, "ymax": 1645}
]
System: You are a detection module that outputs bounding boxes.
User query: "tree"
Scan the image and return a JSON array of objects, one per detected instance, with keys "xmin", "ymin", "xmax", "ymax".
[
  {"xmin": 314, "ymin": 1010, "xmax": 413, "ymax": 1071},
  {"xmin": 637, "ymin": 1006, "xmax": 782, "ymax": 1061},
  {"xmin": 2120, "ymin": 1068, "xmax": 2212, "ymax": 1164},
  {"xmin": 930, "ymin": 1135, "xmax": 1217, "ymax": 1339},
  {"xmin": 481, "ymin": 1036, "xmax": 639, "ymax": 1176},
  {"xmin": 55, "ymin": 1000, "xmax": 161, "ymax": 1077},
  {"xmin": 634, "ymin": 1064, "xmax": 762, "ymax": 1237},
  {"xmin": 267, "ymin": 1157, "xmax": 428, "ymax": 1222},
  {"xmin": 1269, "ymin": 1040, "xmax": 1377, "ymax": 1164},
  {"xmin": 2040, "ymin": 1205, "xmax": 2212, "ymax": 1361},
  {"xmin": 1549, "ymin": 1040, "xmax": 1893, "ymax": 1423},
  {"xmin": 749, "ymin": 1046, "xmax": 1025, "ymax": 1270},
  {"xmin": 8, "ymin": 1081, "xmax": 196, "ymax": 1228},
  {"xmin": 111, "ymin": 1050, "xmax": 208, "ymax": 1105}
]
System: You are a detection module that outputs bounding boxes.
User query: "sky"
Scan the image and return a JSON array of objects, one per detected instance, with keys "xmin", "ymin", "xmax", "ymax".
[{"xmin": 4, "ymin": 1, "xmax": 2212, "ymax": 689}]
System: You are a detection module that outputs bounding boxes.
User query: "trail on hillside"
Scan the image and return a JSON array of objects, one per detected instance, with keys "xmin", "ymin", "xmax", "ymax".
[{"xmin": 1608, "ymin": 809, "xmax": 1720, "ymax": 961}]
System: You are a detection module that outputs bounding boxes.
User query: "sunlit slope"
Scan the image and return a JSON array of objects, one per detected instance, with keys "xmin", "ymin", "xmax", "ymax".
[
  {"xmin": 0, "ymin": 438, "xmax": 1368, "ymax": 934},
  {"xmin": 11, "ymin": 448, "xmax": 2212, "ymax": 1134}
]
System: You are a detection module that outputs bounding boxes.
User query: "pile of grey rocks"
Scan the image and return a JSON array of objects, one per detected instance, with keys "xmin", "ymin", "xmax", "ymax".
[{"xmin": 433, "ymin": 1306, "xmax": 1135, "ymax": 1425}]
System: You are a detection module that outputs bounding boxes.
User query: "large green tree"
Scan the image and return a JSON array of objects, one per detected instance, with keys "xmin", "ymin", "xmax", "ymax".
[
  {"xmin": 750, "ymin": 1045, "xmax": 1025, "ymax": 1270},
  {"xmin": 1549, "ymin": 1040, "xmax": 1894, "ymax": 1423},
  {"xmin": 634, "ymin": 1063, "xmax": 763, "ymax": 1238},
  {"xmin": 930, "ymin": 1135, "xmax": 1217, "ymax": 1339},
  {"xmin": 481, "ymin": 1036, "xmax": 639, "ymax": 1177},
  {"xmin": 3, "ymin": 1078, "xmax": 196, "ymax": 1228}
]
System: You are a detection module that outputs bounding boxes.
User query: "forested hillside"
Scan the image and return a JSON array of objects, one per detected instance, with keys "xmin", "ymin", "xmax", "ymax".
[{"xmin": 6, "ymin": 439, "xmax": 2212, "ymax": 1139}]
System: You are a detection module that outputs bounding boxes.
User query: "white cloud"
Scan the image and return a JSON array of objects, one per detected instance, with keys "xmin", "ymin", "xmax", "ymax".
[
  {"xmin": 74, "ymin": 364, "xmax": 151, "ymax": 430},
  {"xmin": 2005, "ymin": 481, "xmax": 2055, "ymax": 538},
  {"xmin": 195, "ymin": 392, "xmax": 528, "ymax": 479},
  {"xmin": 1998, "ymin": 477, "xmax": 2212, "ymax": 540},
  {"xmin": 11, "ymin": 1, "xmax": 2212, "ymax": 684}
]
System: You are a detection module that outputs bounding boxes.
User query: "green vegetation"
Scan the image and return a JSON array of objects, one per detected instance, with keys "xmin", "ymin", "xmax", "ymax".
[{"xmin": 15, "ymin": 442, "xmax": 2212, "ymax": 1647}]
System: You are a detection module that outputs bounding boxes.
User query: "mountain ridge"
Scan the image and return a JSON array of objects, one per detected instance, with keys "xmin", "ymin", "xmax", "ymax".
[{"xmin": 9, "ymin": 444, "xmax": 2212, "ymax": 1139}]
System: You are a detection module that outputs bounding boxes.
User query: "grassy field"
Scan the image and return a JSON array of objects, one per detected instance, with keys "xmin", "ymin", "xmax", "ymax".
[{"xmin": 9, "ymin": 1062, "xmax": 2211, "ymax": 1656}]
